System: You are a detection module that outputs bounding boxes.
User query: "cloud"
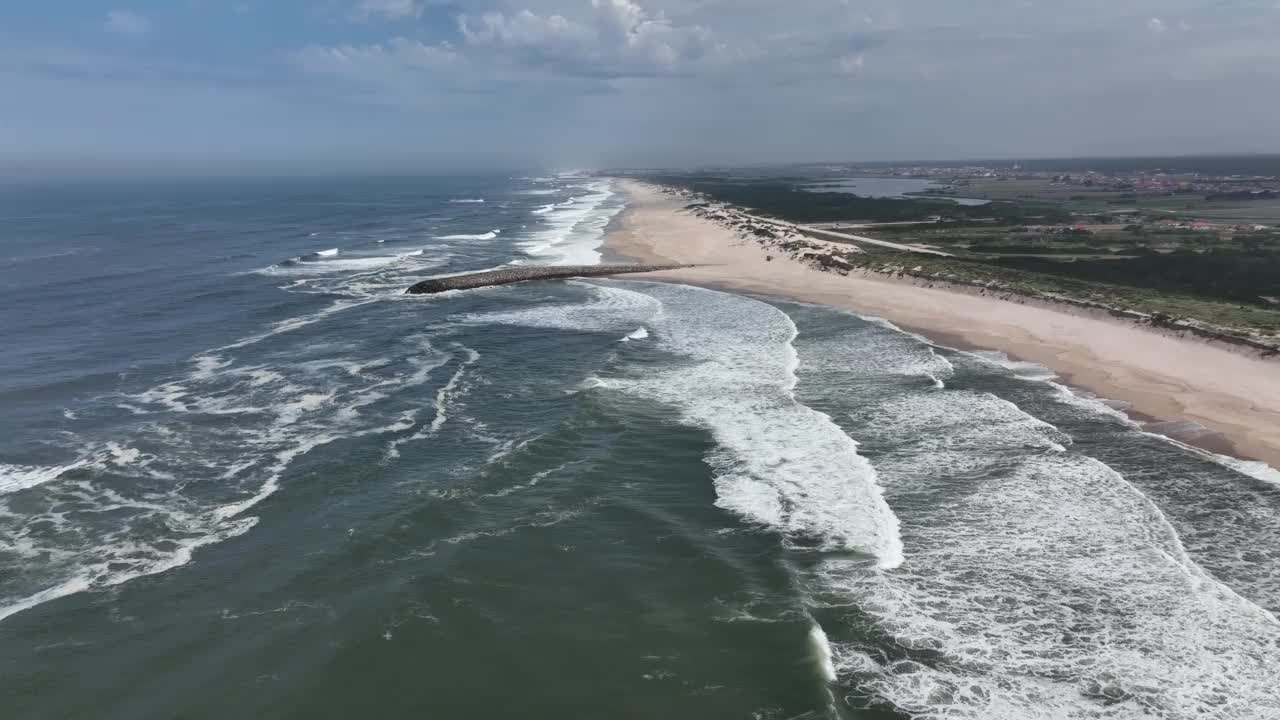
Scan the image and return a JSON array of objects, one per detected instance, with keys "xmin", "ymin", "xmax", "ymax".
[
  {"xmin": 294, "ymin": 38, "xmax": 459, "ymax": 72},
  {"xmin": 104, "ymin": 10, "xmax": 150, "ymax": 37},
  {"xmin": 16, "ymin": 0, "xmax": 1280, "ymax": 173},
  {"xmin": 352, "ymin": 0, "xmax": 422, "ymax": 22},
  {"xmin": 837, "ymin": 53, "xmax": 864, "ymax": 75},
  {"xmin": 290, "ymin": 38, "xmax": 471, "ymax": 106},
  {"xmin": 458, "ymin": 0, "xmax": 720, "ymax": 78}
]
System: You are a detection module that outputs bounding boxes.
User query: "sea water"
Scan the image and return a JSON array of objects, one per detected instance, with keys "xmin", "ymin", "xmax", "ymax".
[{"xmin": 1, "ymin": 174, "xmax": 1278, "ymax": 719}]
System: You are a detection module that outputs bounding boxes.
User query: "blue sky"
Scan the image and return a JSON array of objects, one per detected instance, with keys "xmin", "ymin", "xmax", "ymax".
[{"xmin": 3, "ymin": 1, "xmax": 1280, "ymax": 176}]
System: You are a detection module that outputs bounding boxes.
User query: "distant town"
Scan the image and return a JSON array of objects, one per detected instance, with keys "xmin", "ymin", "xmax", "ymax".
[{"xmin": 848, "ymin": 162, "xmax": 1280, "ymax": 204}]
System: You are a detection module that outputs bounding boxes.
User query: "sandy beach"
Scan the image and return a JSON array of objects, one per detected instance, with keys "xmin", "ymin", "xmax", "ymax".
[{"xmin": 606, "ymin": 179, "xmax": 1280, "ymax": 469}]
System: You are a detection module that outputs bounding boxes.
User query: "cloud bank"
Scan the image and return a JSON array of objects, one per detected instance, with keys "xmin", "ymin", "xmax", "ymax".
[{"xmin": 4, "ymin": 0, "xmax": 1280, "ymax": 175}]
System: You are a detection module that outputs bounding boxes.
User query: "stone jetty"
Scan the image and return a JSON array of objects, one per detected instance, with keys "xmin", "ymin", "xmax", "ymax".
[{"xmin": 405, "ymin": 264, "xmax": 689, "ymax": 295}]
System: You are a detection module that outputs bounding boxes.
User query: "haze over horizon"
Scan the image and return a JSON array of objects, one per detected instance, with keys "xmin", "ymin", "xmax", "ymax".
[{"xmin": 3, "ymin": 0, "xmax": 1279, "ymax": 178}]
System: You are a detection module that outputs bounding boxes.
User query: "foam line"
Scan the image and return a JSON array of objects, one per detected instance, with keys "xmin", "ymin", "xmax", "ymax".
[
  {"xmin": 517, "ymin": 179, "xmax": 622, "ymax": 265},
  {"xmin": 604, "ymin": 282, "xmax": 904, "ymax": 568},
  {"xmin": 0, "ymin": 327, "xmax": 453, "ymax": 623},
  {"xmin": 436, "ymin": 230, "xmax": 499, "ymax": 240}
]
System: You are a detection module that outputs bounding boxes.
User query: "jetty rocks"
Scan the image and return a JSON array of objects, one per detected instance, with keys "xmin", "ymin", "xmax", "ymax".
[{"xmin": 406, "ymin": 264, "xmax": 690, "ymax": 295}]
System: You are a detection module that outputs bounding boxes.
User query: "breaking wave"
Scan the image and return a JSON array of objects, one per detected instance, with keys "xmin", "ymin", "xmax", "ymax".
[
  {"xmin": 518, "ymin": 180, "xmax": 622, "ymax": 265},
  {"xmin": 255, "ymin": 248, "xmax": 435, "ymax": 277},
  {"xmin": 785, "ymin": 311, "xmax": 1280, "ymax": 718},
  {"xmin": 436, "ymin": 230, "xmax": 500, "ymax": 241},
  {"xmin": 604, "ymin": 283, "xmax": 903, "ymax": 567}
]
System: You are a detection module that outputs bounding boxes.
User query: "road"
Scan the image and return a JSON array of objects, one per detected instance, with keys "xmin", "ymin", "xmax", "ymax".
[{"xmin": 747, "ymin": 216, "xmax": 955, "ymax": 257}]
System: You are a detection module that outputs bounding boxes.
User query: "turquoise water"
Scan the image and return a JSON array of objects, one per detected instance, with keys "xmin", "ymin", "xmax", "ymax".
[{"xmin": 1, "ymin": 175, "xmax": 1279, "ymax": 718}]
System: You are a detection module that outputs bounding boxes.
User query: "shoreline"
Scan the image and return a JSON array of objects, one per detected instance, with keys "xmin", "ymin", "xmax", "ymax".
[{"xmin": 601, "ymin": 178, "xmax": 1280, "ymax": 469}]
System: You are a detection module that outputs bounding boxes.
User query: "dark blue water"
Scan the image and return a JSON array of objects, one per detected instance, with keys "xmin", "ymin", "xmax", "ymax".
[{"xmin": 2, "ymin": 175, "xmax": 1279, "ymax": 719}]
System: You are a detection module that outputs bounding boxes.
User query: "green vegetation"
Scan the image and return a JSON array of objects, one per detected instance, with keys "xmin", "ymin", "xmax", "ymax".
[
  {"xmin": 988, "ymin": 251, "xmax": 1280, "ymax": 306},
  {"xmin": 833, "ymin": 250, "xmax": 1280, "ymax": 337}
]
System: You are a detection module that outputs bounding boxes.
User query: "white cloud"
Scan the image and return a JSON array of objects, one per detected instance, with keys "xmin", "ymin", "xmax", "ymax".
[
  {"xmin": 105, "ymin": 10, "xmax": 150, "ymax": 37},
  {"xmin": 458, "ymin": 0, "xmax": 719, "ymax": 77},
  {"xmin": 352, "ymin": 0, "xmax": 422, "ymax": 21},
  {"xmin": 276, "ymin": 0, "xmax": 1280, "ymax": 164},
  {"xmin": 290, "ymin": 38, "xmax": 469, "ymax": 106},
  {"xmin": 293, "ymin": 38, "xmax": 460, "ymax": 78},
  {"xmin": 837, "ymin": 53, "xmax": 864, "ymax": 75}
]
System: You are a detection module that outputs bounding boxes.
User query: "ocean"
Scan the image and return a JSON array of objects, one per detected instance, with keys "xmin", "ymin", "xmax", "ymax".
[{"xmin": 2, "ymin": 174, "xmax": 1279, "ymax": 719}]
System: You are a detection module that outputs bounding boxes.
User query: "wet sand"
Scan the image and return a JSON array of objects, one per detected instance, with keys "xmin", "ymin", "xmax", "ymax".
[{"xmin": 605, "ymin": 179, "xmax": 1280, "ymax": 468}]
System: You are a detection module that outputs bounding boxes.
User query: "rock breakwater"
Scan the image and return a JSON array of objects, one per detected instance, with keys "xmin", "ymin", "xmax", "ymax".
[{"xmin": 406, "ymin": 264, "xmax": 689, "ymax": 294}]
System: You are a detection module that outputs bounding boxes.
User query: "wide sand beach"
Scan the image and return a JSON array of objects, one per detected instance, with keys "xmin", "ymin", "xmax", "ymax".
[{"xmin": 607, "ymin": 179, "xmax": 1280, "ymax": 469}]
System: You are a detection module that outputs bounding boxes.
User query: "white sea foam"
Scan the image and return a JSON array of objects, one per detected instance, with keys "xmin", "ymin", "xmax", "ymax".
[
  {"xmin": 859, "ymin": 391, "xmax": 1072, "ymax": 475},
  {"xmin": 191, "ymin": 354, "xmax": 233, "ymax": 379},
  {"xmin": 436, "ymin": 230, "xmax": 500, "ymax": 241},
  {"xmin": 0, "ymin": 462, "xmax": 89, "ymax": 495},
  {"xmin": 0, "ymin": 514, "xmax": 258, "ymax": 624},
  {"xmin": 448, "ymin": 199, "xmax": 485, "ymax": 204},
  {"xmin": 783, "ymin": 316, "xmax": 1280, "ymax": 717},
  {"xmin": 604, "ymin": 282, "xmax": 904, "ymax": 568},
  {"xmin": 964, "ymin": 349, "xmax": 1059, "ymax": 382},
  {"xmin": 622, "ymin": 327, "xmax": 649, "ymax": 342},
  {"xmin": 0, "ymin": 320, "xmax": 456, "ymax": 623},
  {"xmin": 0, "ymin": 199, "xmax": 501, "ymax": 623},
  {"xmin": 959, "ymin": 342, "xmax": 1152, "ymax": 431},
  {"xmin": 1129, "ymin": 410, "xmax": 1280, "ymax": 490},
  {"xmin": 1210, "ymin": 454, "xmax": 1280, "ymax": 487},
  {"xmin": 420, "ymin": 506, "xmax": 587, "ymax": 553},
  {"xmin": 457, "ymin": 282, "xmax": 662, "ymax": 333},
  {"xmin": 799, "ymin": 323, "xmax": 955, "ymax": 387},
  {"xmin": 518, "ymin": 179, "xmax": 622, "ymax": 265},
  {"xmin": 385, "ymin": 346, "xmax": 481, "ymax": 459},
  {"xmin": 824, "ymin": 453, "xmax": 1280, "ymax": 720},
  {"xmin": 217, "ymin": 297, "xmax": 380, "ymax": 351},
  {"xmin": 808, "ymin": 622, "xmax": 837, "ymax": 684},
  {"xmin": 859, "ymin": 332, "xmax": 1280, "ymax": 621},
  {"xmin": 480, "ymin": 461, "xmax": 582, "ymax": 500},
  {"xmin": 255, "ymin": 248, "xmax": 437, "ymax": 278},
  {"xmin": 429, "ymin": 348, "xmax": 480, "ymax": 434},
  {"xmin": 1113, "ymin": 432, "xmax": 1280, "ymax": 612}
]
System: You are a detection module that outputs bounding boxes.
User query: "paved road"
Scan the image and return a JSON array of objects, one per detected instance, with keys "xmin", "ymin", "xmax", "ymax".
[
  {"xmin": 809, "ymin": 220, "xmax": 941, "ymax": 230},
  {"xmin": 747, "ymin": 215, "xmax": 955, "ymax": 257}
]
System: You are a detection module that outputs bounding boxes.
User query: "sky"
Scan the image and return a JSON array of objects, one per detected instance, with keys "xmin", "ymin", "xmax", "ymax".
[{"xmin": 2, "ymin": 0, "xmax": 1279, "ymax": 176}]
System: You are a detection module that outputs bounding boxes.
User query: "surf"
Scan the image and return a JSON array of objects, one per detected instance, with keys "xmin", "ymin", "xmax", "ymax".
[
  {"xmin": 0, "ymin": 292, "xmax": 467, "ymax": 622},
  {"xmin": 517, "ymin": 180, "xmax": 623, "ymax": 266},
  {"xmin": 785, "ymin": 311, "xmax": 1280, "ymax": 718},
  {"xmin": 436, "ymin": 230, "xmax": 500, "ymax": 241},
  {"xmin": 602, "ymin": 282, "xmax": 905, "ymax": 568}
]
